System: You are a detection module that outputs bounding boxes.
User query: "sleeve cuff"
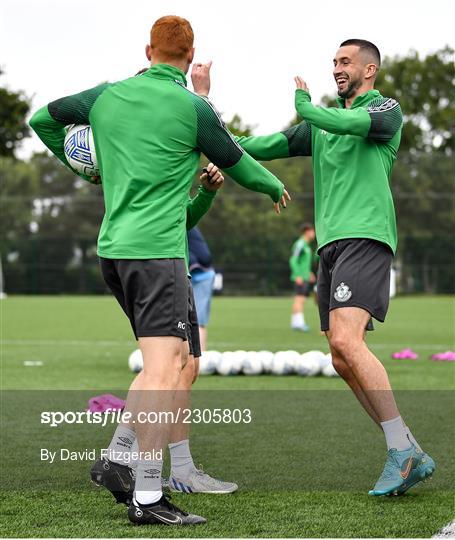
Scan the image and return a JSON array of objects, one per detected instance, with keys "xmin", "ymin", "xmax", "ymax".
[
  {"xmin": 295, "ymin": 89, "xmax": 311, "ymax": 102},
  {"xmin": 199, "ymin": 185, "xmax": 217, "ymax": 198}
]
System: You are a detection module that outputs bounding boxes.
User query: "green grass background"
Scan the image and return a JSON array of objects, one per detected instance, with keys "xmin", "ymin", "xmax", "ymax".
[{"xmin": 1, "ymin": 295, "xmax": 454, "ymax": 537}]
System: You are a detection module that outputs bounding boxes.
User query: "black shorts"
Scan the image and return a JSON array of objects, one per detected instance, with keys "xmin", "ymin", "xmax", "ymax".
[
  {"xmin": 187, "ymin": 281, "xmax": 201, "ymax": 358},
  {"xmin": 317, "ymin": 239, "xmax": 393, "ymax": 332},
  {"xmin": 100, "ymin": 258, "xmax": 189, "ymax": 340},
  {"xmin": 294, "ymin": 281, "xmax": 313, "ymax": 297}
]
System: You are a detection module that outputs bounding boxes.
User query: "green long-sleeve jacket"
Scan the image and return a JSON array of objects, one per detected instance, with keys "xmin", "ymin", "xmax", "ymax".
[
  {"xmin": 186, "ymin": 185, "xmax": 216, "ymax": 231},
  {"xmin": 289, "ymin": 237, "xmax": 313, "ymax": 281},
  {"xmin": 236, "ymin": 89, "xmax": 403, "ymax": 254},
  {"xmin": 184, "ymin": 184, "xmax": 216, "ymax": 267},
  {"xmin": 29, "ymin": 63, "xmax": 284, "ymax": 260}
]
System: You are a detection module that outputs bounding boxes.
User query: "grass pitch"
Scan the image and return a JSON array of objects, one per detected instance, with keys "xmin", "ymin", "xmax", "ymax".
[{"xmin": 1, "ymin": 295, "xmax": 454, "ymax": 537}]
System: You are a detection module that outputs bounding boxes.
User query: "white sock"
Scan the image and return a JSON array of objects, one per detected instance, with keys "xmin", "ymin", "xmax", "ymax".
[
  {"xmin": 402, "ymin": 420, "xmax": 422, "ymax": 452},
  {"xmin": 107, "ymin": 425, "xmax": 136, "ymax": 465},
  {"xmin": 291, "ymin": 313, "xmax": 304, "ymax": 328},
  {"xmin": 130, "ymin": 439, "xmax": 139, "ymax": 469},
  {"xmin": 381, "ymin": 416, "xmax": 412, "ymax": 451},
  {"xmin": 169, "ymin": 439, "xmax": 196, "ymax": 478},
  {"xmin": 135, "ymin": 459, "xmax": 163, "ymax": 505}
]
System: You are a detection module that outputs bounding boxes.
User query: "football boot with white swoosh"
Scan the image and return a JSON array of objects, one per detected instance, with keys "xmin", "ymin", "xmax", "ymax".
[{"xmin": 128, "ymin": 494, "xmax": 206, "ymax": 526}]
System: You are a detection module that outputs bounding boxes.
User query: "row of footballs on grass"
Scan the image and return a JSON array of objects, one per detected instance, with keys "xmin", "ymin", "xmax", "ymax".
[
  {"xmin": 200, "ymin": 350, "xmax": 339, "ymax": 376},
  {"xmin": 128, "ymin": 349, "xmax": 340, "ymax": 377}
]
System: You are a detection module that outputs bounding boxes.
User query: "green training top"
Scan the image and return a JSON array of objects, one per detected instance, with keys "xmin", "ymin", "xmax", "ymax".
[
  {"xmin": 186, "ymin": 185, "xmax": 216, "ymax": 231},
  {"xmin": 185, "ymin": 184, "xmax": 216, "ymax": 266},
  {"xmin": 29, "ymin": 63, "xmax": 284, "ymax": 259},
  {"xmin": 236, "ymin": 89, "xmax": 402, "ymax": 253},
  {"xmin": 289, "ymin": 237, "xmax": 313, "ymax": 281}
]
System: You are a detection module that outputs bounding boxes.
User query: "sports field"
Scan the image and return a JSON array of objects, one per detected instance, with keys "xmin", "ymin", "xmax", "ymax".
[{"xmin": 1, "ymin": 295, "xmax": 454, "ymax": 537}]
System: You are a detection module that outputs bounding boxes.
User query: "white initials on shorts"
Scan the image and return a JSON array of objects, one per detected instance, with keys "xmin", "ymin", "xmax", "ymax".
[
  {"xmin": 177, "ymin": 321, "xmax": 186, "ymax": 330},
  {"xmin": 334, "ymin": 282, "xmax": 352, "ymax": 302}
]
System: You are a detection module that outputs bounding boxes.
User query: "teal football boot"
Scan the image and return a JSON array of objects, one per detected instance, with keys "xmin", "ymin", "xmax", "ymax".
[
  {"xmin": 369, "ymin": 446, "xmax": 435, "ymax": 496},
  {"xmin": 395, "ymin": 450, "xmax": 436, "ymax": 495}
]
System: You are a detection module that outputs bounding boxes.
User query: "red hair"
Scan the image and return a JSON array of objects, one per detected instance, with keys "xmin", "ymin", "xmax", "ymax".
[{"xmin": 150, "ymin": 16, "xmax": 194, "ymax": 61}]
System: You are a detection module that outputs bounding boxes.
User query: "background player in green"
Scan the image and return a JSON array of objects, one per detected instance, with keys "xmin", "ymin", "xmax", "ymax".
[
  {"xmin": 289, "ymin": 223, "xmax": 316, "ymax": 332},
  {"xmin": 29, "ymin": 15, "xmax": 290, "ymax": 526},
  {"xmin": 195, "ymin": 39, "xmax": 436, "ymax": 496}
]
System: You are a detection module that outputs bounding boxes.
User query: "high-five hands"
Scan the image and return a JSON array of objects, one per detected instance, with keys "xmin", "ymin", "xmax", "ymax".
[
  {"xmin": 135, "ymin": 62, "xmax": 291, "ymax": 214},
  {"xmin": 294, "ymin": 76, "xmax": 309, "ymax": 92},
  {"xmin": 191, "ymin": 61, "xmax": 212, "ymax": 97}
]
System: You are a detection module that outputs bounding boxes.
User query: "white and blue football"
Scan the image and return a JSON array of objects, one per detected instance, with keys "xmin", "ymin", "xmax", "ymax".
[
  {"xmin": 295, "ymin": 352, "xmax": 321, "ymax": 376},
  {"xmin": 64, "ymin": 124, "xmax": 99, "ymax": 176},
  {"xmin": 198, "ymin": 350, "xmax": 220, "ymax": 375},
  {"xmin": 321, "ymin": 353, "xmax": 340, "ymax": 377},
  {"xmin": 128, "ymin": 349, "xmax": 143, "ymax": 373},
  {"xmin": 257, "ymin": 350, "xmax": 274, "ymax": 373},
  {"xmin": 242, "ymin": 351, "xmax": 263, "ymax": 375},
  {"xmin": 271, "ymin": 351, "xmax": 297, "ymax": 375},
  {"xmin": 217, "ymin": 351, "xmax": 242, "ymax": 376}
]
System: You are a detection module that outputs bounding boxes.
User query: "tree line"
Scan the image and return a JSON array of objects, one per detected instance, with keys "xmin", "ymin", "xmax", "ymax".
[{"xmin": 0, "ymin": 48, "xmax": 454, "ymax": 294}]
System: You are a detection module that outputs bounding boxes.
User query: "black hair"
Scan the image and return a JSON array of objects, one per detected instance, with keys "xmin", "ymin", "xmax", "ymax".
[{"xmin": 340, "ymin": 39, "xmax": 381, "ymax": 67}]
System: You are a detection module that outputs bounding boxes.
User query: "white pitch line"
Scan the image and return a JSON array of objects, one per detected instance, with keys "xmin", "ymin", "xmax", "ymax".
[
  {"xmin": 2, "ymin": 339, "xmax": 135, "ymax": 346},
  {"xmin": 190, "ymin": 341, "xmax": 451, "ymax": 351},
  {"xmin": 1, "ymin": 339, "xmax": 453, "ymax": 350},
  {"xmin": 208, "ymin": 343, "xmax": 453, "ymax": 350},
  {"xmin": 433, "ymin": 519, "xmax": 455, "ymax": 538}
]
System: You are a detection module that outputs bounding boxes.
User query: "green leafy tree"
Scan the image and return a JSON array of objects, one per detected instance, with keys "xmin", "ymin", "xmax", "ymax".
[
  {"xmin": 375, "ymin": 46, "xmax": 454, "ymax": 155},
  {"xmin": 29, "ymin": 152, "xmax": 104, "ymax": 292},
  {"xmin": 225, "ymin": 114, "xmax": 255, "ymax": 137},
  {"xmin": 0, "ymin": 156, "xmax": 38, "ymax": 291},
  {"xmin": 3, "ymin": 43, "xmax": 453, "ymax": 294},
  {"xmin": 0, "ymin": 68, "xmax": 31, "ymax": 157},
  {"xmin": 393, "ymin": 152, "xmax": 454, "ymax": 292},
  {"xmin": 1, "ymin": 150, "xmax": 105, "ymax": 293}
]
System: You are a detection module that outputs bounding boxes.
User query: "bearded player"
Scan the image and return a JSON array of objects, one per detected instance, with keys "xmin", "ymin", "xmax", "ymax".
[{"xmin": 193, "ymin": 39, "xmax": 436, "ymax": 496}]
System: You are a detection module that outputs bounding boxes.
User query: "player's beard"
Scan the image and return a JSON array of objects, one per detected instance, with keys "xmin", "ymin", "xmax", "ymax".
[{"xmin": 336, "ymin": 76, "xmax": 362, "ymax": 99}]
